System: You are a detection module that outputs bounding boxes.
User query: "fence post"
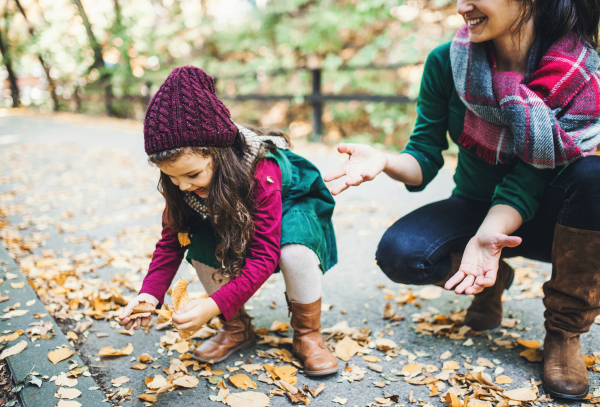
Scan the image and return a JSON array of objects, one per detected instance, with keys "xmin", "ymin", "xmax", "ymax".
[{"xmin": 310, "ymin": 68, "xmax": 323, "ymax": 142}]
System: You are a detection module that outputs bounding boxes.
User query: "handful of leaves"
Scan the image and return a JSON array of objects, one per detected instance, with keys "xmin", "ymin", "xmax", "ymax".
[
  {"xmin": 171, "ymin": 278, "xmax": 198, "ymax": 339},
  {"xmin": 128, "ymin": 301, "xmax": 155, "ymax": 319}
]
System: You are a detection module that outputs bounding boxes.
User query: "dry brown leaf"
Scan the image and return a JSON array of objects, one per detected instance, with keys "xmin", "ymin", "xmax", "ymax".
[
  {"xmin": 269, "ymin": 320, "xmax": 290, "ymax": 332},
  {"xmin": 0, "ymin": 330, "xmax": 24, "ymax": 342},
  {"xmin": 418, "ymin": 286, "xmax": 442, "ymax": 300},
  {"xmin": 54, "ymin": 388, "xmax": 82, "ymax": 400},
  {"xmin": 504, "ymin": 387, "xmax": 538, "ymax": 401},
  {"xmin": 363, "ymin": 355, "xmax": 382, "ymax": 363},
  {"xmin": 10, "ymin": 281, "xmax": 25, "ymax": 289},
  {"xmin": 172, "ymin": 278, "xmax": 190, "ymax": 311},
  {"xmin": 138, "ymin": 353, "xmax": 156, "ymax": 363},
  {"xmin": 0, "ymin": 340, "xmax": 26, "ymax": 360},
  {"xmin": 99, "ymin": 343, "xmax": 133, "ymax": 356},
  {"xmin": 516, "ymin": 339, "xmax": 541, "ymax": 349},
  {"xmin": 229, "ymin": 373, "xmax": 258, "ymax": 390},
  {"xmin": 173, "ymin": 375, "xmax": 199, "ymax": 388},
  {"xmin": 334, "ymin": 336, "xmax": 360, "ymax": 361},
  {"xmin": 55, "ymin": 372, "xmax": 77, "ymax": 387},
  {"xmin": 495, "ymin": 375, "xmax": 513, "ymax": 384},
  {"xmin": 402, "ymin": 364, "xmax": 422, "ymax": 374},
  {"xmin": 305, "ymin": 383, "xmax": 325, "ymax": 398},
  {"xmin": 368, "ymin": 363, "xmax": 383, "ymax": 373},
  {"xmin": 445, "ymin": 392, "xmax": 461, "ymax": 407},
  {"xmin": 131, "ymin": 363, "xmax": 148, "ymax": 370},
  {"xmin": 442, "ymin": 361, "xmax": 460, "ymax": 370},
  {"xmin": 56, "ymin": 401, "xmax": 82, "ymax": 407},
  {"xmin": 1, "ymin": 309, "xmax": 28, "ymax": 319},
  {"xmin": 224, "ymin": 391, "xmax": 270, "ymax": 407},
  {"xmin": 111, "ymin": 376, "xmax": 130, "ymax": 385},
  {"xmin": 520, "ymin": 348, "xmax": 543, "ymax": 362},
  {"xmin": 178, "ymin": 232, "xmax": 191, "ymax": 246},
  {"xmin": 440, "ymin": 350, "xmax": 452, "ymax": 360},
  {"xmin": 48, "ymin": 347, "xmax": 74, "ymax": 364},
  {"xmin": 146, "ymin": 374, "xmax": 168, "ymax": 390},
  {"xmin": 383, "ymin": 302, "xmax": 395, "ymax": 319},
  {"xmin": 139, "ymin": 394, "xmax": 158, "ymax": 403}
]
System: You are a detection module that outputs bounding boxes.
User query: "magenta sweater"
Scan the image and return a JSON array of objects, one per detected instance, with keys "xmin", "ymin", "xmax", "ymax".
[{"xmin": 139, "ymin": 159, "xmax": 283, "ymax": 320}]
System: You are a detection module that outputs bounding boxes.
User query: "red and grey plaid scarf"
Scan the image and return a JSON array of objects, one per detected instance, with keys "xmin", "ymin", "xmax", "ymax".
[{"xmin": 450, "ymin": 25, "xmax": 600, "ymax": 168}]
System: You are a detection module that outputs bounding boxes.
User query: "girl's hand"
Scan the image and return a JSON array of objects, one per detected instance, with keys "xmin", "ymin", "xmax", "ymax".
[
  {"xmin": 117, "ymin": 293, "xmax": 159, "ymax": 331},
  {"xmin": 172, "ymin": 298, "xmax": 221, "ymax": 333},
  {"xmin": 444, "ymin": 231, "xmax": 522, "ymax": 295},
  {"xmin": 324, "ymin": 143, "xmax": 388, "ymax": 195}
]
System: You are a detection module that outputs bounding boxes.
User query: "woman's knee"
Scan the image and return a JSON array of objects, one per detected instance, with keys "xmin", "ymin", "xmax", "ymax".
[
  {"xmin": 376, "ymin": 226, "xmax": 429, "ymax": 285},
  {"xmin": 280, "ymin": 244, "xmax": 320, "ymax": 272}
]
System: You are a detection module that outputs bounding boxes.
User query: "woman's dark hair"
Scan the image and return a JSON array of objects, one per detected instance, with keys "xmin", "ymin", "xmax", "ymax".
[
  {"xmin": 515, "ymin": 0, "xmax": 600, "ymax": 49},
  {"xmin": 148, "ymin": 125, "xmax": 289, "ymax": 280}
]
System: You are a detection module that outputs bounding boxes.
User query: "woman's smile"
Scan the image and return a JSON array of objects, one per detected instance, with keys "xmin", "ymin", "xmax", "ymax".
[{"xmin": 466, "ymin": 16, "xmax": 487, "ymax": 29}]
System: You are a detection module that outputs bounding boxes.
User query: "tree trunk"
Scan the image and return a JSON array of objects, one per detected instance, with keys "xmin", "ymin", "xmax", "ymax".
[
  {"xmin": 71, "ymin": 0, "xmax": 112, "ymax": 115},
  {"xmin": 14, "ymin": 0, "xmax": 59, "ymax": 111},
  {"xmin": 0, "ymin": 26, "xmax": 19, "ymax": 107}
]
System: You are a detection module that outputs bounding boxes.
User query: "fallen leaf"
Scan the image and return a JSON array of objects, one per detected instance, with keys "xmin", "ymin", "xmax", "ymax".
[
  {"xmin": 495, "ymin": 375, "xmax": 513, "ymax": 384},
  {"xmin": 363, "ymin": 355, "xmax": 381, "ymax": 363},
  {"xmin": 138, "ymin": 353, "xmax": 156, "ymax": 363},
  {"xmin": 520, "ymin": 348, "xmax": 543, "ymax": 362},
  {"xmin": 54, "ymin": 388, "xmax": 82, "ymax": 400},
  {"xmin": 504, "ymin": 387, "xmax": 538, "ymax": 401},
  {"xmin": 0, "ymin": 340, "xmax": 27, "ymax": 360},
  {"xmin": 229, "ymin": 373, "xmax": 257, "ymax": 390},
  {"xmin": 10, "ymin": 281, "xmax": 25, "ymax": 289},
  {"xmin": 173, "ymin": 375, "xmax": 199, "ymax": 388},
  {"xmin": 224, "ymin": 391, "xmax": 270, "ymax": 407},
  {"xmin": 418, "ymin": 286, "xmax": 442, "ymax": 300},
  {"xmin": 131, "ymin": 363, "xmax": 148, "ymax": 370},
  {"xmin": 1, "ymin": 309, "xmax": 28, "ymax": 319},
  {"xmin": 55, "ymin": 372, "xmax": 77, "ymax": 387},
  {"xmin": 445, "ymin": 392, "xmax": 461, "ymax": 407},
  {"xmin": 516, "ymin": 339, "xmax": 541, "ymax": 349},
  {"xmin": 99, "ymin": 343, "xmax": 133, "ymax": 356},
  {"xmin": 368, "ymin": 363, "xmax": 383, "ymax": 373},
  {"xmin": 269, "ymin": 320, "xmax": 290, "ymax": 332},
  {"xmin": 476, "ymin": 357, "xmax": 495, "ymax": 368},
  {"xmin": 111, "ymin": 376, "xmax": 130, "ymax": 385},
  {"xmin": 333, "ymin": 396, "xmax": 348, "ymax": 405},
  {"xmin": 383, "ymin": 302, "xmax": 395, "ymax": 319},
  {"xmin": 0, "ymin": 330, "xmax": 23, "ymax": 342},
  {"xmin": 139, "ymin": 394, "xmax": 158, "ymax": 402},
  {"xmin": 440, "ymin": 351, "xmax": 452, "ymax": 360},
  {"xmin": 146, "ymin": 374, "xmax": 168, "ymax": 389},
  {"xmin": 48, "ymin": 347, "xmax": 74, "ymax": 364},
  {"xmin": 442, "ymin": 361, "xmax": 460, "ymax": 370},
  {"xmin": 334, "ymin": 336, "xmax": 360, "ymax": 361},
  {"xmin": 56, "ymin": 401, "xmax": 82, "ymax": 407},
  {"xmin": 402, "ymin": 364, "xmax": 422, "ymax": 374}
]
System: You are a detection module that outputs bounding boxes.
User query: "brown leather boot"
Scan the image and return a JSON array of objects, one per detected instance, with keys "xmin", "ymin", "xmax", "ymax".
[
  {"xmin": 463, "ymin": 257, "xmax": 514, "ymax": 331},
  {"xmin": 542, "ymin": 224, "xmax": 600, "ymax": 400},
  {"xmin": 193, "ymin": 307, "xmax": 255, "ymax": 363},
  {"xmin": 287, "ymin": 294, "xmax": 338, "ymax": 376}
]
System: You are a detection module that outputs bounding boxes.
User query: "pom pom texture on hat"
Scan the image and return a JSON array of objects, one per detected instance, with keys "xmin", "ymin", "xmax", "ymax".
[{"xmin": 143, "ymin": 66, "xmax": 238, "ymax": 155}]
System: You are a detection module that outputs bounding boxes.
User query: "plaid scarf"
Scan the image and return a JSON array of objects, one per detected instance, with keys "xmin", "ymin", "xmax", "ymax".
[
  {"xmin": 450, "ymin": 25, "xmax": 600, "ymax": 168},
  {"xmin": 182, "ymin": 123, "xmax": 289, "ymax": 219}
]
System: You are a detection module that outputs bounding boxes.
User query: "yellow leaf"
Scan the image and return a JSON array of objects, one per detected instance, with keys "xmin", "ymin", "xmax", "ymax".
[
  {"xmin": 0, "ymin": 340, "xmax": 26, "ymax": 360},
  {"xmin": 402, "ymin": 364, "xmax": 422, "ymax": 374},
  {"xmin": 334, "ymin": 336, "xmax": 360, "ymax": 362},
  {"xmin": 173, "ymin": 375, "xmax": 199, "ymax": 388},
  {"xmin": 519, "ymin": 348, "xmax": 543, "ymax": 362},
  {"xmin": 504, "ymin": 387, "xmax": 538, "ymax": 401},
  {"xmin": 48, "ymin": 347, "xmax": 74, "ymax": 364},
  {"xmin": 362, "ymin": 355, "xmax": 381, "ymax": 363},
  {"xmin": 229, "ymin": 373, "xmax": 257, "ymax": 390},
  {"xmin": 495, "ymin": 375, "xmax": 513, "ymax": 384},
  {"xmin": 178, "ymin": 233, "xmax": 191, "ymax": 246},
  {"xmin": 131, "ymin": 363, "xmax": 147, "ymax": 370},
  {"xmin": 516, "ymin": 339, "xmax": 541, "ymax": 349},
  {"xmin": 224, "ymin": 391, "xmax": 270, "ymax": 407},
  {"xmin": 139, "ymin": 394, "xmax": 158, "ymax": 403},
  {"xmin": 99, "ymin": 343, "xmax": 134, "ymax": 356}
]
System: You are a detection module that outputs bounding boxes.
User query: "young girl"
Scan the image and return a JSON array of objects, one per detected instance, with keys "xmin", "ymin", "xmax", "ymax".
[{"xmin": 117, "ymin": 66, "xmax": 338, "ymax": 376}]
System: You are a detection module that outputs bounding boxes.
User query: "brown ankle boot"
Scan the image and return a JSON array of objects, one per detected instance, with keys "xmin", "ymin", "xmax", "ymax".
[
  {"xmin": 287, "ymin": 294, "xmax": 338, "ymax": 376},
  {"xmin": 463, "ymin": 258, "xmax": 514, "ymax": 331},
  {"xmin": 542, "ymin": 224, "xmax": 600, "ymax": 400},
  {"xmin": 193, "ymin": 307, "xmax": 255, "ymax": 363}
]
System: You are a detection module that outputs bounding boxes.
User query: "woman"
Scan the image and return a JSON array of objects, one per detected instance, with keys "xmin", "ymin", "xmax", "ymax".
[{"xmin": 326, "ymin": 0, "xmax": 600, "ymax": 400}]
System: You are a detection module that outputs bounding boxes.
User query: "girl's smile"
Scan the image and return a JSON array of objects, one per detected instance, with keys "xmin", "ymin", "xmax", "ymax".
[{"xmin": 157, "ymin": 153, "xmax": 213, "ymax": 199}]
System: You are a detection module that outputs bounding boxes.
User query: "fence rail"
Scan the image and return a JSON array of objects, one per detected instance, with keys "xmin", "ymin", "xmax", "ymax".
[{"xmin": 215, "ymin": 65, "xmax": 418, "ymax": 140}]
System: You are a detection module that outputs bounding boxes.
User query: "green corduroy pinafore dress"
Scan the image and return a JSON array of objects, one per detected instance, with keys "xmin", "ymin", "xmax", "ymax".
[{"xmin": 185, "ymin": 149, "xmax": 338, "ymax": 273}]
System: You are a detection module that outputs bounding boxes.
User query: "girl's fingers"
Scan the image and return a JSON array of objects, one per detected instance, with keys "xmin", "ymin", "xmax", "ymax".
[
  {"xmin": 141, "ymin": 317, "xmax": 151, "ymax": 327},
  {"xmin": 133, "ymin": 318, "xmax": 142, "ymax": 330},
  {"xmin": 444, "ymin": 270, "xmax": 466, "ymax": 290},
  {"xmin": 455, "ymin": 274, "xmax": 475, "ymax": 294},
  {"xmin": 337, "ymin": 143, "xmax": 352, "ymax": 155},
  {"xmin": 125, "ymin": 320, "xmax": 134, "ymax": 330},
  {"xmin": 174, "ymin": 321, "xmax": 198, "ymax": 332},
  {"xmin": 465, "ymin": 283, "xmax": 483, "ymax": 295},
  {"xmin": 345, "ymin": 175, "xmax": 364, "ymax": 187},
  {"xmin": 330, "ymin": 181, "xmax": 350, "ymax": 196},
  {"xmin": 118, "ymin": 304, "xmax": 135, "ymax": 320},
  {"xmin": 176, "ymin": 301, "xmax": 200, "ymax": 314}
]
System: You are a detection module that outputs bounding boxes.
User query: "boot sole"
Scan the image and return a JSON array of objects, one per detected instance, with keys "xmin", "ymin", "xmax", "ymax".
[
  {"xmin": 542, "ymin": 381, "xmax": 589, "ymax": 401},
  {"xmin": 304, "ymin": 366, "xmax": 339, "ymax": 376},
  {"xmin": 192, "ymin": 339, "xmax": 255, "ymax": 364}
]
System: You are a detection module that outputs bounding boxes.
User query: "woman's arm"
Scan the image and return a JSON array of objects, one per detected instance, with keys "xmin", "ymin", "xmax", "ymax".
[{"xmin": 445, "ymin": 204, "xmax": 523, "ymax": 294}]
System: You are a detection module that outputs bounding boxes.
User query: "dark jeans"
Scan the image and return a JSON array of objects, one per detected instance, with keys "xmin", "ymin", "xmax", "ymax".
[{"xmin": 376, "ymin": 156, "xmax": 600, "ymax": 285}]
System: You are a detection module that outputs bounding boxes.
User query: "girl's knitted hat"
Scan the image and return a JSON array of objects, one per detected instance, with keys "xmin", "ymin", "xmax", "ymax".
[{"xmin": 143, "ymin": 66, "xmax": 238, "ymax": 155}]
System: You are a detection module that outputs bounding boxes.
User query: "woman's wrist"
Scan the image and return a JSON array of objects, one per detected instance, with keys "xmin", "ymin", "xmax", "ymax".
[
  {"xmin": 477, "ymin": 204, "xmax": 523, "ymax": 236},
  {"xmin": 204, "ymin": 297, "xmax": 222, "ymax": 320}
]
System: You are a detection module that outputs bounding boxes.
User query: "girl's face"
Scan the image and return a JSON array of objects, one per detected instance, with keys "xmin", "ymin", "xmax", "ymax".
[
  {"xmin": 457, "ymin": 0, "xmax": 527, "ymax": 43},
  {"xmin": 158, "ymin": 153, "xmax": 213, "ymax": 199}
]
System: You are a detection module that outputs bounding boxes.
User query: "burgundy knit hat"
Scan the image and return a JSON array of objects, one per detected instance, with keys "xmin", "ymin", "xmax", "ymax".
[{"xmin": 143, "ymin": 66, "xmax": 238, "ymax": 155}]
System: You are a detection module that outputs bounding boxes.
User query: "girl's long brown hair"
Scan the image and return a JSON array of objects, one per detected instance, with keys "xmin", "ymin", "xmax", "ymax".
[{"xmin": 148, "ymin": 126, "xmax": 289, "ymax": 280}]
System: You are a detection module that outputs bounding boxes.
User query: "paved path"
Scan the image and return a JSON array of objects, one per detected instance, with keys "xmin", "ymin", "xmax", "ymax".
[{"xmin": 0, "ymin": 113, "xmax": 598, "ymax": 407}]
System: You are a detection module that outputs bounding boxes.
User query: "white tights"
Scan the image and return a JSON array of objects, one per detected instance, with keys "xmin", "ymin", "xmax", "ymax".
[{"xmin": 192, "ymin": 243, "xmax": 322, "ymax": 304}]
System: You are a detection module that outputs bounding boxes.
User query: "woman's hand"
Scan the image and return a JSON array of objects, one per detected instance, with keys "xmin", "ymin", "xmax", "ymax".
[
  {"xmin": 172, "ymin": 297, "xmax": 221, "ymax": 333},
  {"xmin": 444, "ymin": 231, "xmax": 522, "ymax": 295},
  {"xmin": 117, "ymin": 293, "xmax": 159, "ymax": 331},
  {"xmin": 324, "ymin": 143, "xmax": 388, "ymax": 195}
]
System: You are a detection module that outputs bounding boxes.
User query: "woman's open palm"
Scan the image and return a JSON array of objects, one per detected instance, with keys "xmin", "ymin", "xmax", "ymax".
[
  {"xmin": 445, "ymin": 231, "xmax": 521, "ymax": 295},
  {"xmin": 324, "ymin": 143, "xmax": 387, "ymax": 195}
]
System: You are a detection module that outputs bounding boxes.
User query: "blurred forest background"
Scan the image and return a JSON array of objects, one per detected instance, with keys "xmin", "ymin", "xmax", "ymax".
[{"xmin": 0, "ymin": 0, "xmax": 464, "ymax": 148}]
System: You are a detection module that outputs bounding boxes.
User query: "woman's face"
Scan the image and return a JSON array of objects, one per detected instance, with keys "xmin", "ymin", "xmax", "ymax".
[
  {"xmin": 457, "ymin": 0, "xmax": 527, "ymax": 43},
  {"xmin": 158, "ymin": 153, "xmax": 213, "ymax": 199}
]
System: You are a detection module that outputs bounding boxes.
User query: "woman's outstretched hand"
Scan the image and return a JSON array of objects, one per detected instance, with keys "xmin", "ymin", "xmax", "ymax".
[
  {"xmin": 444, "ymin": 231, "xmax": 522, "ymax": 295},
  {"xmin": 117, "ymin": 293, "xmax": 159, "ymax": 330},
  {"xmin": 172, "ymin": 297, "xmax": 221, "ymax": 333},
  {"xmin": 324, "ymin": 143, "xmax": 387, "ymax": 195}
]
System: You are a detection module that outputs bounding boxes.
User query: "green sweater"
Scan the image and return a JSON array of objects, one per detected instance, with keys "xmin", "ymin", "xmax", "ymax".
[{"xmin": 402, "ymin": 41, "xmax": 560, "ymax": 222}]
